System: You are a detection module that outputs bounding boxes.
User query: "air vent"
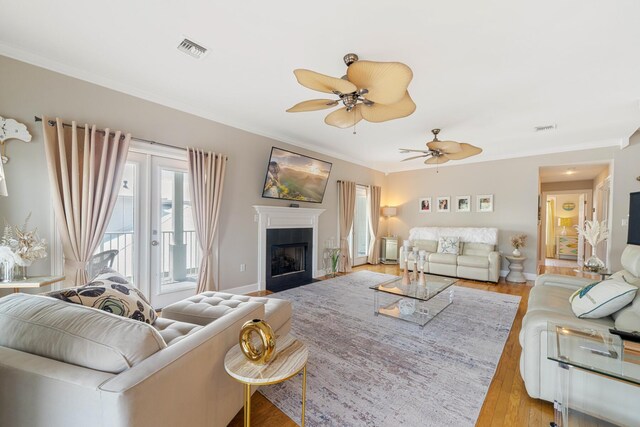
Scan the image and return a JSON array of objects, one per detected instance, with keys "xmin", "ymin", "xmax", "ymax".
[
  {"xmin": 534, "ymin": 124, "xmax": 557, "ymax": 132},
  {"xmin": 177, "ymin": 38, "xmax": 208, "ymax": 59}
]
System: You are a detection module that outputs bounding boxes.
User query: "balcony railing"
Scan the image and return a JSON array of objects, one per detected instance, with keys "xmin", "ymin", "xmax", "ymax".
[{"xmin": 96, "ymin": 231, "xmax": 199, "ymax": 284}]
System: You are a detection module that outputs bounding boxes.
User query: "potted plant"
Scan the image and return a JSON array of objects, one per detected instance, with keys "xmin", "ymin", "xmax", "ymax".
[
  {"xmin": 510, "ymin": 234, "xmax": 527, "ymax": 257},
  {"xmin": 576, "ymin": 220, "xmax": 608, "ymax": 271}
]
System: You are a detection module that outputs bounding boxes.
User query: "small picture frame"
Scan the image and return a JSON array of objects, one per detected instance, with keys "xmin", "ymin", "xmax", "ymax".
[
  {"xmin": 477, "ymin": 194, "xmax": 494, "ymax": 212},
  {"xmin": 419, "ymin": 197, "xmax": 432, "ymax": 213},
  {"xmin": 455, "ymin": 196, "xmax": 471, "ymax": 212},
  {"xmin": 437, "ymin": 196, "xmax": 450, "ymax": 213}
]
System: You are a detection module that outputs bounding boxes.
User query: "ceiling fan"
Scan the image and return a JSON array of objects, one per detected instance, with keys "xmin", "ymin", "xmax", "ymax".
[
  {"xmin": 286, "ymin": 53, "xmax": 416, "ymax": 131},
  {"xmin": 399, "ymin": 129, "xmax": 482, "ymax": 165}
]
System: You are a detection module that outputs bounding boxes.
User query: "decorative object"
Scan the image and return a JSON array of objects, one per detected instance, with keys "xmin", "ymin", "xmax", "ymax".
[
  {"xmin": 505, "ymin": 255, "xmax": 527, "ymax": 283},
  {"xmin": 0, "ymin": 117, "xmax": 32, "ymax": 196},
  {"xmin": 0, "ymin": 246, "xmax": 18, "ymax": 282},
  {"xmin": 323, "ymin": 246, "xmax": 340, "ymax": 277},
  {"xmin": 262, "ymin": 271, "xmax": 520, "ymax": 426},
  {"xmin": 456, "ymin": 195, "xmax": 471, "ymax": 212},
  {"xmin": 437, "ymin": 196, "xmax": 450, "ymax": 213},
  {"xmin": 418, "ymin": 197, "xmax": 431, "ymax": 213},
  {"xmin": 238, "ymin": 319, "xmax": 276, "ymax": 364},
  {"xmin": 510, "ymin": 233, "xmax": 527, "ymax": 257},
  {"xmin": 401, "ymin": 240, "xmax": 410, "ymax": 285},
  {"xmin": 418, "ymin": 251, "xmax": 426, "ymax": 286},
  {"xmin": 575, "ymin": 220, "xmax": 608, "ymax": 271},
  {"xmin": 398, "ymin": 298, "xmax": 416, "ymax": 315},
  {"xmin": 412, "ymin": 247, "xmax": 419, "ymax": 281},
  {"xmin": 1, "ymin": 214, "xmax": 47, "ymax": 277},
  {"xmin": 477, "ymin": 194, "xmax": 494, "ymax": 212},
  {"xmin": 562, "ymin": 202, "xmax": 576, "ymax": 211},
  {"xmin": 262, "ymin": 147, "xmax": 332, "ymax": 203},
  {"xmin": 46, "ymin": 268, "xmax": 157, "ymax": 324},
  {"xmin": 558, "ymin": 217, "xmax": 572, "ymax": 235},
  {"xmin": 437, "ymin": 236, "xmax": 460, "ymax": 254},
  {"xmin": 400, "ymin": 129, "xmax": 482, "ymax": 165},
  {"xmin": 570, "ymin": 279, "xmax": 637, "ymax": 319},
  {"xmin": 225, "ymin": 334, "xmax": 308, "ymax": 427},
  {"xmin": 286, "ymin": 53, "xmax": 415, "ymax": 131}
]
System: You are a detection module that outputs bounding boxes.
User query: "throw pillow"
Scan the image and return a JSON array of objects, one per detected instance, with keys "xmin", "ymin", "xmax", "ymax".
[
  {"xmin": 437, "ymin": 236, "xmax": 460, "ymax": 255},
  {"xmin": 569, "ymin": 278, "xmax": 638, "ymax": 319},
  {"xmin": 46, "ymin": 268, "xmax": 157, "ymax": 324}
]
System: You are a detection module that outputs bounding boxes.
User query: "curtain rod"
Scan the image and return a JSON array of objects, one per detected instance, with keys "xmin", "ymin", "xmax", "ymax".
[{"xmin": 34, "ymin": 116, "xmax": 186, "ymax": 152}]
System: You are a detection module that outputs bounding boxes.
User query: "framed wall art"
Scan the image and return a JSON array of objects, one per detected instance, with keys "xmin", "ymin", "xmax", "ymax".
[
  {"xmin": 455, "ymin": 196, "xmax": 471, "ymax": 212},
  {"xmin": 477, "ymin": 194, "xmax": 494, "ymax": 212},
  {"xmin": 419, "ymin": 197, "xmax": 432, "ymax": 213},
  {"xmin": 437, "ymin": 196, "xmax": 450, "ymax": 213}
]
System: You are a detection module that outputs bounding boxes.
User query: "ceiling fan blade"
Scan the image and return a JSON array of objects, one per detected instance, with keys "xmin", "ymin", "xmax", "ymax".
[
  {"xmin": 360, "ymin": 91, "xmax": 416, "ymax": 123},
  {"xmin": 399, "ymin": 148, "xmax": 430, "ymax": 153},
  {"xmin": 347, "ymin": 61, "xmax": 413, "ymax": 104},
  {"xmin": 293, "ymin": 69, "xmax": 357, "ymax": 95},
  {"xmin": 401, "ymin": 155, "xmax": 428, "ymax": 162},
  {"xmin": 443, "ymin": 143, "xmax": 483, "ymax": 160},
  {"xmin": 286, "ymin": 99, "xmax": 339, "ymax": 112},
  {"xmin": 427, "ymin": 140, "xmax": 462, "ymax": 154},
  {"xmin": 325, "ymin": 105, "xmax": 363, "ymax": 129},
  {"xmin": 425, "ymin": 156, "xmax": 450, "ymax": 165}
]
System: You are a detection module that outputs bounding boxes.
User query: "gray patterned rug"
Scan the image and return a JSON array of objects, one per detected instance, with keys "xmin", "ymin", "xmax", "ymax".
[{"xmin": 261, "ymin": 270, "xmax": 521, "ymax": 427}]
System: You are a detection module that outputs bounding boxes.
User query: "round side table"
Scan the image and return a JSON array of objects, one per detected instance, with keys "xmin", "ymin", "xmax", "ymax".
[
  {"xmin": 505, "ymin": 255, "xmax": 527, "ymax": 283},
  {"xmin": 224, "ymin": 334, "xmax": 308, "ymax": 427}
]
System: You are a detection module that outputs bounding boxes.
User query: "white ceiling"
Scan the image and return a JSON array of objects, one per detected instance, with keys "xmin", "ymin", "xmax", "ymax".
[
  {"xmin": 1, "ymin": 0, "xmax": 639, "ymax": 173},
  {"xmin": 539, "ymin": 163, "xmax": 609, "ymax": 183}
]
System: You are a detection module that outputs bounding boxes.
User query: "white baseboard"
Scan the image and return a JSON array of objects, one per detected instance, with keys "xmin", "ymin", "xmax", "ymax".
[
  {"xmin": 222, "ymin": 283, "xmax": 259, "ymax": 295},
  {"xmin": 500, "ymin": 270, "xmax": 538, "ymax": 282}
]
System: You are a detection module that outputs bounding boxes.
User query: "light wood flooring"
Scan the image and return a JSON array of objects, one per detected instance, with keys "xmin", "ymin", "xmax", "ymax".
[{"xmin": 228, "ymin": 264, "xmax": 591, "ymax": 427}]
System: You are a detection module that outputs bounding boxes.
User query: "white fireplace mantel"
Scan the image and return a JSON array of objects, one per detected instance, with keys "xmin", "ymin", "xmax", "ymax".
[{"xmin": 253, "ymin": 205, "xmax": 325, "ymax": 291}]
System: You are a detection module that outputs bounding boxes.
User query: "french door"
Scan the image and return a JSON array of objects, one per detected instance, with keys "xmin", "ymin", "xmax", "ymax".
[
  {"xmin": 351, "ymin": 185, "xmax": 370, "ymax": 266},
  {"xmin": 95, "ymin": 150, "xmax": 199, "ymax": 308}
]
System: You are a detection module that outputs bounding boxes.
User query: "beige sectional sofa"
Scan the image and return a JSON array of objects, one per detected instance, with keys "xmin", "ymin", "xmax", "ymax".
[
  {"xmin": 399, "ymin": 226, "xmax": 501, "ymax": 283},
  {"xmin": 519, "ymin": 245, "xmax": 640, "ymax": 426},
  {"xmin": 0, "ymin": 291, "xmax": 291, "ymax": 427}
]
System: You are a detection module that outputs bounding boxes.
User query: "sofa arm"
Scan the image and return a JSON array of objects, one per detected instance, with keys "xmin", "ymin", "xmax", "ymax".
[
  {"xmin": 535, "ymin": 274, "xmax": 594, "ymax": 290},
  {"xmin": 488, "ymin": 251, "xmax": 500, "ymax": 283}
]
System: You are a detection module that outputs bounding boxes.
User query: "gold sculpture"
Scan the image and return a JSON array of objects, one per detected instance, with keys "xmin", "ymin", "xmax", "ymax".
[{"xmin": 239, "ymin": 319, "xmax": 276, "ymax": 364}]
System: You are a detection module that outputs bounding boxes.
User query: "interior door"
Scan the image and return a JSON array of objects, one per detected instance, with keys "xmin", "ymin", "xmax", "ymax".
[
  {"xmin": 149, "ymin": 156, "xmax": 199, "ymax": 308},
  {"xmin": 577, "ymin": 193, "xmax": 586, "ymax": 266},
  {"xmin": 351, "ymin": 185, "xmax": 370, "ymax": 266}
]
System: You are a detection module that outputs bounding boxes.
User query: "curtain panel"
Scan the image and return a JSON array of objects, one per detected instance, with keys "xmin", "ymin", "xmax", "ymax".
[
  {"xmin": 42, "ymin": 116, "xmax": 131, "ymax": 286},
  {"xmin": 545, "ymin": 198, "xmax": 556, "ymax": 258},
  {"xmin": 367, "ymin": 185, "xmax": 382, "ymax": 264},
  {"xmin": 187, "ymin": 148, "xmax": 227, "ymax": 293},
  {"xmin": 338, "ymin": 180, "xmax": 356, "ymax": 273}
]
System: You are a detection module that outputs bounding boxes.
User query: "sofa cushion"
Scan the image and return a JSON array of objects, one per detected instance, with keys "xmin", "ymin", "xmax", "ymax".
[
  {"xmin": 528, "ymin": 285, "xmax": 577, "ymax": 316},
  {"xmin": 621, "ymin": 244, "xmax": 640, "ymax": 277},
  {"xmin": 429, "ymin": 252, "xmax": 458, "ymax": 265},
  {"xmin": 457, "ymin": 255, "xmax": 489, "ymax": 268},
  {"xmin": 0, "ymin": 293, "xmax": 166, "ymax": 374},
  {"xmin": 462, "ymin": 242, "xmax": 495, "ymax": 256},
  {"xmin": 437, "ymin": 236, "xmax": 460, "ymax": 254},
  {"xmin": 153, "ymin": 317, "xmax": 202, "ymax": 346},
  {"xmin": 46, "ymin": 268, "xmax": 157, "ymax": 324},
  {"xmin": 569, "ymin": 279, "xmax": 637, "ymax": 319},
  {"xmin": 412, "ymin": 239, "xmax": 438, "ymax": 253}
]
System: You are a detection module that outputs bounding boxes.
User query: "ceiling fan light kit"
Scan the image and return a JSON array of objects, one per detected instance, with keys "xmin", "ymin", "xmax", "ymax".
[
  {"xmin": 400, "ymin": 129, "xmax": 483, "ymax": 166},
  {"xmin": 287, "ymin": 53, "xmax": 416, "ymax": 130}
]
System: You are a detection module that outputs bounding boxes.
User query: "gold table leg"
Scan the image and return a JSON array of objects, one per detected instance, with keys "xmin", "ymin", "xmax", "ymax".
[
  {"xmin": 244, "ymin": 384, "xmax": 251, "ymax": 427},
  {"xmin": 301, "ymin": 365, "xmax": 306, "ymax": 427}
]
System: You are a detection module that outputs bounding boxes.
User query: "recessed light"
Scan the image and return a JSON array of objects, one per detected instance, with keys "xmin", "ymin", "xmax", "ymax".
[{"xmin": 566, "ymin": 167, "xmax": 577, "ymax": 175}]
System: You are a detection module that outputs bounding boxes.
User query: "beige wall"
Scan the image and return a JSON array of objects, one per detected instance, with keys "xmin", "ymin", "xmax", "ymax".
[
  {"xmin": 387, "ymin": 144, "xmax": 639, "ymax": 275},
  {"xmin": 0, "ymin": 55, "xmax": 386, "ymax": 295}
]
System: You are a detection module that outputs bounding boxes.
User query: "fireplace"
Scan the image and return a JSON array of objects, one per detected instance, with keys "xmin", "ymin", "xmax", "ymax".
[{"xmin": 266, "ymin": 228, "xmax": 313, "ymax": 292}]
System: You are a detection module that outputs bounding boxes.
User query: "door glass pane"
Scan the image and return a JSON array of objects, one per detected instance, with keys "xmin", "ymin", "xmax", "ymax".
[
  {"xmin": 95, "ymin": 163, "xmax": 136, "ymax": 282},
  {"xmin": 160, "ymin": 169, "xmax": 200, "ymax": 289},
  {"xmin": 354, "ymin": 186, "xmax": 369, "ymax": 258}
]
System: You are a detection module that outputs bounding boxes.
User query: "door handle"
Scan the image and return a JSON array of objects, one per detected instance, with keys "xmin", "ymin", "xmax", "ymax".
[{"xmin": 151, "ymin": 240, "xmax": 159, "ymax": 246}]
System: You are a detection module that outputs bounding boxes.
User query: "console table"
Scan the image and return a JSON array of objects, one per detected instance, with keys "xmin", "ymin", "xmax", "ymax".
[{"xmin": 0, "ymin": 275, "xmax": 65, "ymax": 293}]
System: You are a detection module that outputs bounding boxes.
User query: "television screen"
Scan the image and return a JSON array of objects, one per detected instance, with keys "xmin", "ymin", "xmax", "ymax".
[
  {"xmin": 261, "ymin": 147, "xmax": 332, "ymax": 203},
  {"xmin": 628, "ymin": 191, "xmax": 640, "ymax": 245}
]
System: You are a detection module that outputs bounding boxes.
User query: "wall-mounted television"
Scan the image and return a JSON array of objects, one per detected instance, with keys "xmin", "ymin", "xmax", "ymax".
[
  {"xmin": 628, "ymin": 191, "xmax": 640, "ymax": 245},
  {"xmin": 261, "ymin": 147, "xmax": 332, "ymax": 204}
]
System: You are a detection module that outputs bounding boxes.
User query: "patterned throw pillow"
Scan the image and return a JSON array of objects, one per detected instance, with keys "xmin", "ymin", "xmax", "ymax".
[
  {"xmin": 46, "ymin": 268, "xmax": 157, "ymax": 324},
  {"xmin": 437, "ymin": 236, "xmax": 460, "ymax": 254}
]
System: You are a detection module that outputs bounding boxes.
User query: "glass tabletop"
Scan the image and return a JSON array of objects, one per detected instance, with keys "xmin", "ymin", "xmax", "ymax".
[
  {"xmin": 370, "ymin": 275, "xmax": 457, "ymax": 302},
  {"xmin": 547, "ymin": 322, "xmax": 640, "ymax": 386}
]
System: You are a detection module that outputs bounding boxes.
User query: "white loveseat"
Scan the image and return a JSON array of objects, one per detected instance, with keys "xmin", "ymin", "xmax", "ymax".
[
  {"xmin": 0, "ymin": 292, "xmax": 291, "ymax": 427},
  {"xmin": 519, "ymin": 245, "xmax": 640, "ymax": 426},
  {"xmin": 399, "ymin": 227, "xmax": 501, "ymax": 283}
]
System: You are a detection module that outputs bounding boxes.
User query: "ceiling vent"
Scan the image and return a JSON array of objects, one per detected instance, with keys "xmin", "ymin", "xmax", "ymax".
[
  {"xmin": 177, "ymin": 38, "xmax": 208, "ymax": 59},
  {"xmin": 534, "ymin": 124, "xmax": 557, "ymax": 132}
]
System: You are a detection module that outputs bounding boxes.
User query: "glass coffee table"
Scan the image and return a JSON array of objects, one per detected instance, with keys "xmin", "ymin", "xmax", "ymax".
[{"xmin": 370, "ymin": 275, "xmax": 457, "ymax": 328}]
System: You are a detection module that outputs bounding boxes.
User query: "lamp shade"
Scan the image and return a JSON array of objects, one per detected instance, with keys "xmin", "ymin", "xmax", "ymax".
[
  {"xmin": 382, "ymin": 206, "xmax": 397, "ymax": 217},
  {"xmin": 558, "ymin": 217, "xmax": 572, "ymax": 227}
]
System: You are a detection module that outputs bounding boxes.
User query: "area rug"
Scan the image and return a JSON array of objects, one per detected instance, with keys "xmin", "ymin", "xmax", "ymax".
[{"xmin": 261, "ymin": 270, "xmax": 521, "ymax": 427}]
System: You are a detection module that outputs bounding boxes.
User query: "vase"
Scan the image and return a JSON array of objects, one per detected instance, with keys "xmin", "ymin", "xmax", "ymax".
[
  {"xmin": 0, "ymin": 261, "xmax": 14, "ymax": 282},
  {"xmin": 584, "ymin": 255, "xmax": 605, "ymax": 272},
  {"xmin": 512, "ymin": 248, "xmax": 521, "ymax": 257},
  {"xmin": 15, "ymin": 265, "xmax": 27, "ymax": 280}
]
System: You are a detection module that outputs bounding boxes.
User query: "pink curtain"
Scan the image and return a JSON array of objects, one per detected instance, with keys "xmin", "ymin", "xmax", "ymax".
[
  {"xmin": 187, "ymin": 148, "xmax": 227, "ymax": 293},
  {"xmin": 43, "ymin": 116, "xmax": 131, "ymax": 286},
  {"xmin": 367, "ymin": 185, "xmax": 382, "ymax": 264},
  {"xmin": 338, "ymin": 180, "xmax": 356, "ymax": 273}
]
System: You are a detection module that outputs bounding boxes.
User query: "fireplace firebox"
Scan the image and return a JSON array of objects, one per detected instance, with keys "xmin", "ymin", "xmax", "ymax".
[{"xmin": 266, "ymin": 228, "xmax": 313, "ymax": 292}]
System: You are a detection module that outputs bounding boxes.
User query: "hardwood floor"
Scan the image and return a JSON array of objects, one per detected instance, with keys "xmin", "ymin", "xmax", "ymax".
[{"xmin": 230, "ymin": 264, "xmax": 555, "ymax": 427}]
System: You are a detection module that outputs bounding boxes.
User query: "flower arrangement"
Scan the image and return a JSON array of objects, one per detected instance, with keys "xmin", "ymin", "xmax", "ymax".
[
  {"xmin": 575, "ymin": 220, "xmax": 609, "ymax": 248},
  {"xmin": 510, "ymin": 234, "xmax": 527, "ymax": 256},
  {"xmin": 1, "ymin": 213, "xmax": 48, "ymax": 267}
]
